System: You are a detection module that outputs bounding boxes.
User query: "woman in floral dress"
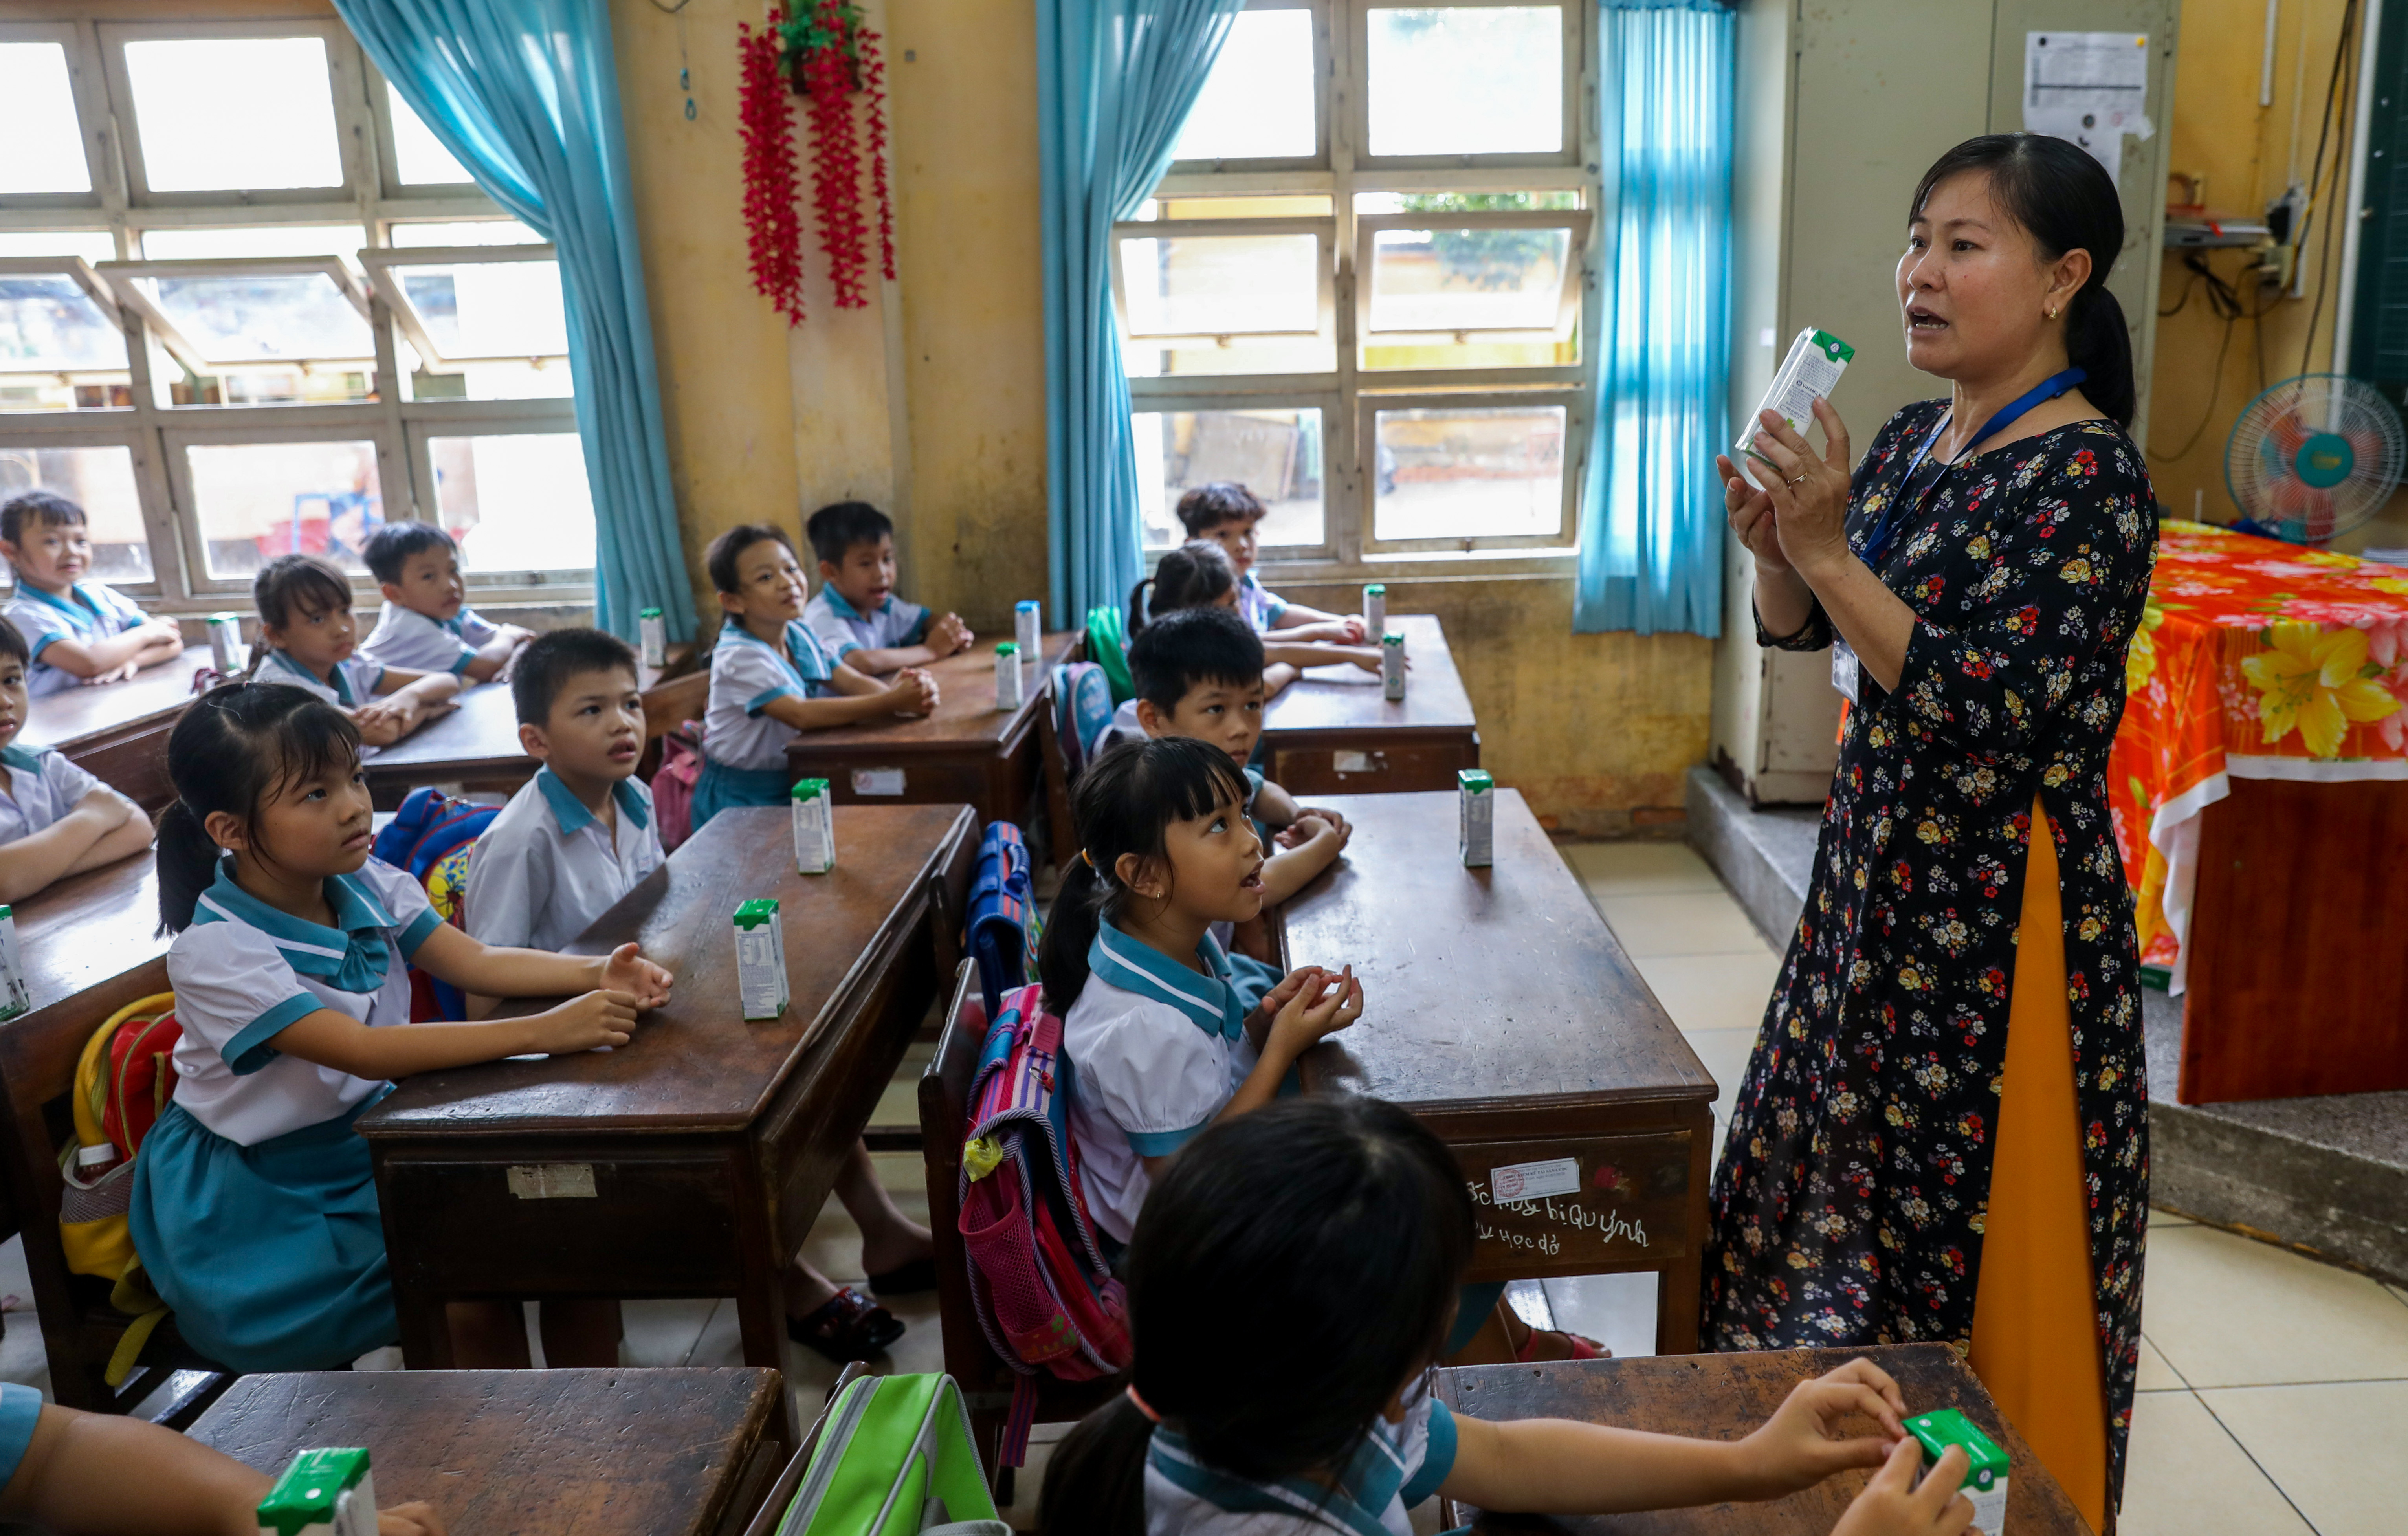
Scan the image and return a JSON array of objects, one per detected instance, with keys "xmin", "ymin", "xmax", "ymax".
[{"xmin": 1704, "ymin": 134, "xmax": 2156, "ymax": 1527}]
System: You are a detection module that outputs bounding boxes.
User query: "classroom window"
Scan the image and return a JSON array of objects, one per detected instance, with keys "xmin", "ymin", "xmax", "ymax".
[
  {"xmin": 1126, "ymin": 0, "xmax": 1594, "ymax": 566},
  {"xmin": 0, "ymin": 12, "xmax": 592, "ymax": 611}
]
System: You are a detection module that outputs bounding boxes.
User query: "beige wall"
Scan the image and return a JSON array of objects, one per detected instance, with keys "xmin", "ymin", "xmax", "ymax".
[{"xmin": 611, "ymin": 0, "xmax": 1709, "ymax": 829}]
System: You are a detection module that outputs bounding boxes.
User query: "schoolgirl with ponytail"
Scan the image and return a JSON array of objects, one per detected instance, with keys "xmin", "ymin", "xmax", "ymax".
[
  {"xmin": 1127, "ymin": 540, "xmax": 1385, "ymax": 694},
  {"xmin": 1041, "ymin": 1096, "xmax": 1972, "ymax": 1536},
  {"xmin": 134, "ymin": 681, "xmax": 673, "ymax": 1373},
  {"xmin": 1042, "ymin": 736, "xmax": 1364, "ymax": 1248}
]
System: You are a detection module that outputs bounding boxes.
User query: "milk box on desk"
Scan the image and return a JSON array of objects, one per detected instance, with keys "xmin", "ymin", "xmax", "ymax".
[
  {"xmin": 1015, "ymin": 599, "xmax": 1042, "ymax": 656},
  {"xmin": 1905, "ymin": 1409, "xmax": 2008, "ymax": 1536},
  {"xmin": 733, "ymin": 899, "xmax": 789, "ymax": 1021},
  {"xmin": 995, "ymin": 642, "xmax": 1023, "ymax": 710},
  {"xmin": 0, "ymin": 905, "xmax": 28, "ymax": 1022},
  {"xmin": 1362, "ymin": 583, "xmax": 1386, "ymax": 634},
  {"xmin": 790, "ymin": 777, "xmax": 835, "ymax": 874},
  {"xmin": 1380, "ymin": 632, "xmax": 1406, "ymax": 701},
  {"xmin": 1458, "ymin": 770, "xmax": 1493, "ymax": 867},
  {"xmin": 1736, "ymin": 328, "xmax": 1854, "ymax": 489},
  {"xmin": 207, "ymin": 612, "xmax": 244, "ymax": 673},
  {"xmin": 256, "ymin": 1447, "xmax": 377, "ymax": 1536},
  {"xmin": 638, "ymin": 607, "xmax": 667, "ymax": 670}
]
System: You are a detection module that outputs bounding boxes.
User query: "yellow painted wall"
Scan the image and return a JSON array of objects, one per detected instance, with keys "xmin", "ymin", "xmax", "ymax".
[{"xmin": 611, "ymin": 0, "xmax": 1708, "ymax": 828}]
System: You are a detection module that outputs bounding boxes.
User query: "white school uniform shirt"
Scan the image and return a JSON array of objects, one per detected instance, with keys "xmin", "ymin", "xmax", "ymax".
[
  {"xmin": 1145, "ymin": 1381, "xmax": 1458, "ymax": 1536},
  {"xmin": 1097, "ymin": 698, "xmax": 1145, "ymax": 754},
  {"xmin": 1062, "ymin": 919, "xmax": 1256, "ymax": 1244},
  {"xmin": 803, "ymin": 585, "xmax": 928, "ymax": 661},
  {"xmin": 0, "ymin": 744, "xmax": 105, "ymax": 842},
  {"xmin": 1236, "ymin": 572, "xmax": 1287, "ymax": 633},
  {"xmin": 166, "ymin": 858, "xmax": 440, "ymax": 1147},
  {"xmin": 359, "ymin": 601, "xmax": 499, "ymax": 676},
  {"xmin": 3, "ymin": 581, "xmax": 153, "ymax": 697},
  {"xmin": 465, "ymin": 768, "xmax": 664, "ymax": 952},
  {"xmin": 256, "ymin": 647, "xmax": 386, "ymax": 709},
  {"xmin": 702, "ymin": 620, "xmax": 843, "ymax": 772}
]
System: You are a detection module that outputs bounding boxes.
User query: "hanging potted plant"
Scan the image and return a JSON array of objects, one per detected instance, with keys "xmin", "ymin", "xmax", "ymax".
[{"xmin": 737, "ymin": 0, "xmax": 896, "ymax": 323}]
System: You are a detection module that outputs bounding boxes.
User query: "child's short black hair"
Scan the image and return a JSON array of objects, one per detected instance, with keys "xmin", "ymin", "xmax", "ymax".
[
  {"xmin": 0, "ymin": 617, "xmax": 29, "ymax": 671},
  {"xmin": 251, "ymin": 553, "xmax": 352, "ymax": 632},
  {"xmin": 0, "ymin": 489, "xmax": 86, "ymax": 547},
  {"xmin": 805, "ymin": 501, "xmax": 894, "ymax": 566},
  {"xmin": 512, "ymin": 626, "xmax": 639, "ymax": 727},
  {"xmin": 363, "ymin": 521, "xmax": 459, "ymax": 586},
  {"xmin": 1174, "ymin": 483, "xmax": 1265, "ymax": 537},
  {"xmin": 1128, "ymin": 540, "xmax": 1237, "ymax": 635},
  {"xmin": 705, "ymin": 523, "xmax": 798, "ymax": 596},
  {"xmin": 1129, "ymin": 607, "xmax": 1264, "ymax": 715}
]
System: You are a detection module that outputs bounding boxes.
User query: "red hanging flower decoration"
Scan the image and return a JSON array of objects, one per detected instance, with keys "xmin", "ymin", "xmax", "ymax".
[
  {"xmin": 735, "ymin": 2, "xmax": 896, "ymax": 319},
  {"xmin": 797, "ymin": 0, "xmax": 869, "ymax": 309},
  {"xmin": 737, "ymin": 11, "xmax": 805, "ymax": 326}
]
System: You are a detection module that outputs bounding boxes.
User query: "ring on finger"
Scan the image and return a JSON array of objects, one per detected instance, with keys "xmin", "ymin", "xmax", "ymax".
[{"xmin": 1784, "ymin": 473, "xmax": 1808, "ymax": 487}]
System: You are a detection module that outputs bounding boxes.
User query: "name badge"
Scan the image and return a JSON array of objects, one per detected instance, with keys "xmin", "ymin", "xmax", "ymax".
[{"xmin": 1831, "ymin": 638, "xmax": 1861, "ymax": 704}]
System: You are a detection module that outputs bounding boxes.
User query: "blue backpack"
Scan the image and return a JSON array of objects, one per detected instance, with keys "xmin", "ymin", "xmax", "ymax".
[
  {"xmin": 966, "ymin": 822, "xmax": 1040, "ymax": 1018},
  {"xmin": 371, "ymin": 786, "xmax": 499, "ymax": 1021},
  {"xmin": 1052, "ymin": 662, "xmax": 1115, "ymax": 781}
]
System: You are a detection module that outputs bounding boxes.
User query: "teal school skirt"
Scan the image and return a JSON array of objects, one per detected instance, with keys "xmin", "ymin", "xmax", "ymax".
[
  {"xmin": 692, "ymin": 758, "xmax": 792, "ymax": 831},
  {"xmin": 129, "ymin": 1095, "xmax": 396, "ymax": 1372}
]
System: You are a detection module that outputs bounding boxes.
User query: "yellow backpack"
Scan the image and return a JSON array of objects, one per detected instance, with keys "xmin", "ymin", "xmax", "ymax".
[{"xmin": 57, "ymin": 991, "xmax": 178, "ymax": 1386}]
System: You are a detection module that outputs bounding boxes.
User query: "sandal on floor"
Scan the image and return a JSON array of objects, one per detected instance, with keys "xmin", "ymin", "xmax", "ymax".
[
  {"xmin": 866, "ymin": 1257, "xmax": 938, "ymax": 1297},
  {"xmin": 1514, "ymin": 1327, "xmax": 1608, "ymax": 1362},
  {"xmin": 786, "ymin": 1287, "xmax": 905, "ymax": 1363}
]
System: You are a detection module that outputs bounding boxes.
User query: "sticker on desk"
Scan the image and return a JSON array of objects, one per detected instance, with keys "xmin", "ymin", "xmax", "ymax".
[
  {"xmin": 1489, "ymin": 1157, "xmax": 1581, "ymax": 1204},
  {"xmin": 506, "ymin": 1163, "xmax": 597, "ymax": 1199},
  {"xmin": 851, "ymin": 767, "xmax": 906, "ymax": 796},
  {"xmin": 1333, "ymin": 750, "xmax": 1383, "ymax": 774}
]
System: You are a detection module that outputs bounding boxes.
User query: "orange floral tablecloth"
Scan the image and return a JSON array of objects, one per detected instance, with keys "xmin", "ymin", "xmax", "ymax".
[{"xmin": 2110, "ymin": 521, "xmax": 2408, "ymax": 989}]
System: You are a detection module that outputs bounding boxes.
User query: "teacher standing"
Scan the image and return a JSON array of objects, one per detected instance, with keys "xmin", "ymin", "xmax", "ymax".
[{"xmin": 1702, "ymin": 133, "xmax": 2155, "ymax": 1528}]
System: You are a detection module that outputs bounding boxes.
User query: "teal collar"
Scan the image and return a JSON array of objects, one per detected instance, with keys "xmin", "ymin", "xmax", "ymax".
[
  {"xmin": 818, "ymin": 585, "xmax": 889, "ymax": 621},
  {"xmin": 719, "ymin": 618, "xmax": 830, "ymax": 682},
  {"xmin": 262, "ymin": 647, "xmax": 356, "ymax": 706},
  {"xmin": 189, "ymin": 859, "xmax": 399, "ymax": 994},
  {"xmin": 534, "ymin": 766, "xmax": 651, "ymax": 835},
  {"xmin": 14, "ymin": 582, "xmax": 99, "ymax": 620},
  {"xmin": 0, "ymin": 745, "xmax": 38, "ymax": 772},
  {"xmin": 1147, "ymin": 1422, "xmax": 1408, "ymax": 1536},
  {"xmin": 1088, "ymin": 918, "xmax": 1245, "ymax": 1041}
]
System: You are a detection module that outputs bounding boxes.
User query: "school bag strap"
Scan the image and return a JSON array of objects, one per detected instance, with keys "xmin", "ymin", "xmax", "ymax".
[
  {"xmin": 1052, "ymin": 662, "xmax": 1115, "ymax": 779},
  {"xmin": 964, "ymin": 822, "xmax": 1036, "ymax": 1019}
]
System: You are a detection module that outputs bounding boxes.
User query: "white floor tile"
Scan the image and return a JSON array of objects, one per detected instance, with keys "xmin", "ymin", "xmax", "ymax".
[
  {"xmin": 2117, "ymin": 1389, "xmax": 2313, "ymax": 1536},
  {"xmin": 870, "ymin": 1042, "xmax": 937, "ymax": 1131},
  {"xmin": 2149, "ymin": 1207, "xmax": 2197, "ymax": 1228},
  {"xmin": 2199, "ymin": 1380, "xmax": 2408, "ymax": 1536},
  {"xmin": 1680, "ymin": 1027, "xmax": 1760, "ymax": 1135},
  {"xmin": 1559, "ymin": 842, "xmax": 1727, "ymax": 898},
  {"xmin": 1538, "ymin": 1271, "xmax": 1658, "ymax": 1360},
  {"xmin": 1592, "ymin": 891, "xmax": 1770, "ymax": 959},
  {"xmin": 620, "ymin": 1298, "xmax": 716, "ymax": 1368},
  {"xmin": 2142, "ymin": 1224, "xmax": 2408, "ymax": 1388},
  {"xmin": 1629, "ymin": 951, "xmax": 1783, "ymax": 1036},
  {"xmin": 2135, "ymin": 1333, "xmax": 2185, "ymax": 1391}
]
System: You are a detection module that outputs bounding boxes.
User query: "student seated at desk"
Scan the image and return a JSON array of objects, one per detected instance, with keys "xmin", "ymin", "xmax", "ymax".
[
  {"xmin": 0, "ymin": 490, "xmax": 184, "ymax": 696},
  {"xmin": 1179, "ymin": 481, "xmax": 1365, "ymax": 643},
  {"xmin": 800, "ymin": 500, "xmax": 973, "ymax": 675},
  {"xmin": 0, "ymin": 617, "xmax": 151, "ymax": 902},
  {"xmin": 691, "ymin": 522, "xmax": 937, "ymax": 830},
  {"xmin": 1132, "ymin": 542, "xmax": 1380, "ymax": 698},
  {"xmin": 246, "ymin": 555, "xmax": 462, "ymax": 749},
  {"xmin": 0, "ymin": 1381, "xmax": 444, "ymax": 1535},
  {"xmin": 1040, "ymin": 1097, "xmax": 1974, "ymax": 1536},
  {"xmin": 130, "ymin": 682, "xmax": 675, "ymax": 1374},
  {"xmin": 358, "ymin": 523, "xmax": 533, "ymax": 683}
]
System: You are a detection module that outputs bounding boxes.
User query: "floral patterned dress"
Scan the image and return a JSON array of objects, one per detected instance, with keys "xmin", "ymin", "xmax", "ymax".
[{"xmin": 1702, "ymin": 403, "xmax": 2157, "ymax": 1503}]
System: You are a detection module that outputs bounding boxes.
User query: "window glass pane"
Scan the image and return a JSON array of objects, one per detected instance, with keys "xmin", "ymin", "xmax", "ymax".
[
  {"xmin": 0, "ymin": 43, "xmax": 90, "ymax": 194},
  {"xmin": 1134, "ymin": 409, "xmax": 1322, "ymax": 550},
  {"xmin": 1170, "ymin": 9, "xmax": 1315, "ymax": 161},
  {"xmin": 186, "ymin": 439, "xmax": 382, "ymax": 578},
  {"xmin": 1369, "ymin": 227, "xmax": 1571, "ymax": 332},
  {"xmin": 386, "ymin": 84, "xmax": 475, "ymax": 185},
  {"xmin": 387, "ymin": 220, "xmax": 546, "ymax": 247},
  {"xmin": 139, "ymin": 271, "xmax": 372, "ymax": 363},
  {"xmin": 138, "ymin": 226, "xmax": 367, "ymax": 260},
  {"xmin": 0, "ymin": 274, "xmax": 128, "ymax": 374},
  {"xmin": 393, "ymin": 258, "xmax": 569, "ymax": 358},
  {"xmin": 428, "ymin": 434, "xmax": 594, "ymax": 572},
  {"xmin": 402, "ymin": 353, "xmax": 573, "ymax": 403},
  {"xmin": 123, "ymin": 37, "xmax": 344, "ymax": 192},
  {"xmin": 1122, "ymin": 233, "xmax": 1319, "ymax": 336},
  {"xmin": 0, "ymin": 446, "xmax": 151, "ymax": 582},
  {"xmin": 1366, "ymin": 7, "xmax": 1563, "ymax": 156},
  {"xmin": 1156, "ymin": 195, "xmax": 1333, "ymax": 219},
  {"xmin": 1372, "ymin": 404, "xmax": 1564, "ymax": 540},
  {"xmin": 0, "ymin": 232, "xmax": 116, "ymax": 262}
]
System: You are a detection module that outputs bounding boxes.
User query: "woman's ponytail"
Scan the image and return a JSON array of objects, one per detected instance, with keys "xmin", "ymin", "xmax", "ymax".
[
  {"xmin": 153, "ymin": 799, "xmax": 219, "ymax": 936},
  {"xmin": 1037, "ymin": 1394, "xmax": 1152, "ymax": 1535},
  {"xmin": 2065, "ymin": 281, "xmax": 2136, "ymax": 429}
]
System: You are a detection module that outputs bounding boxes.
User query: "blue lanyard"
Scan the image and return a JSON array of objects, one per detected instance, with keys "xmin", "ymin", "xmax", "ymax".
[{"xmin": 1855, "ymin": 367, "xmax": 2086, "ymax": 565}]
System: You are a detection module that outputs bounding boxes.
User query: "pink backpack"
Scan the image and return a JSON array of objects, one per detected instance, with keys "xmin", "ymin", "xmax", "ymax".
[
  {"xmin": 651, "ymin": 726, "xmax": 702, "ymax": 851},
  {"xmin": 957, "ymin": 983, "xmax": 1131, "ymax": 1466}
]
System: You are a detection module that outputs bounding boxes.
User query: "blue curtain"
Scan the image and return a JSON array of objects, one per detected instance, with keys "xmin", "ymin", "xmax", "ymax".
[
  {"xmin": 1037, "ymin": 0, "xmax": 1243, "ymax": 627},
  {"xmin": 1574, "ymin": 0, "xmax": 1735, "ymax": 638},
  {"xmin": 334, "ymin": 0, "xmax": 697, "ymax": 643}
]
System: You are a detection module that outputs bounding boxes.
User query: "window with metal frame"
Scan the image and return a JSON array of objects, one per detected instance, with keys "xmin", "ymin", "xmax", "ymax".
[
  {"xmin": 1123, "ymin": 0, "xmax": 1597, "ymax": 572},
  {"xmin": 0, "ymin": 13, "xmax": 591, "ymax": 610}
]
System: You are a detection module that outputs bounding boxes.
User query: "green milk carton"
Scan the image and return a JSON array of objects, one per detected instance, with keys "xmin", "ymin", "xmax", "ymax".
[
  {"xmin": 1905, "ymin": 1408, "xmax": 2008, "ymax": 1535},
  {"xmin": 638, "ymin": 606, "xmax": 667, "ymax": 669},
  {"xmin": 256, "ymin": 1447, "xmax": 377, "ymax": 1536},
  {"xmin": 733, "ymin": 898, "xmax": 788, "ymax": 1021},
  {"xmin": 1458, "ymin": 770, "xmax": 1493, "ymax": 867},
  {"xmin": 791, "ymin": 777, "xmax": 835, "ymax": 874},
  {"xmin": 0, "ymin": 905, "xmax": 29, "ymax": 1022}
]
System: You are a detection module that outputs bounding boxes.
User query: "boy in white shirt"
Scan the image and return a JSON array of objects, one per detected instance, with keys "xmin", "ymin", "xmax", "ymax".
[
  {"xmin": 0, "ymin": 617, "xmax": 150, "ymax": 902},
  {"xmin": 800, "ymin": 501, "xmax": 974, "ymax": 675},
  {"xmin": 464, "ymin": 627, "xmax": 664, "ymax": 955},
  {"xmin": 0, "ymin": 490, "xmax": 183, "ymax": 697},
  {"xmin": 358, "ymin": 522, "xmax": 532, "ymax": 682}
]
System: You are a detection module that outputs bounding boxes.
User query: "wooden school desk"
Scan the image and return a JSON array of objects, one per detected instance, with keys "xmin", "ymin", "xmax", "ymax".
[
  {"xmin": 1432, "ymin": 1345, "xmax": 2092, "ymax": 1534},
  {"xmin": 1279, "ymin": 789, "xmax": 1717, "ymax": 1353},
  {"xmin": 1261, "ymin": 614, "xmax": 1480, "ymax": 794},
  {"xmin": 784, "ymin": 629, "xmax": 1077, "ymax": 824},
  {"xmin": 187, "ymin": 1367, "xmax": 787, "ymax": 1536},
  {"xmin": 360, "ymin": 680, "xmax": 533, "ymax": 808},
  {"xmin": 20, "ymin": 644, "xmax": 211, "ymax": 811},
  {"xmin": 358, "ymin": 802, "xmax": 975, "ymax": 1372}
]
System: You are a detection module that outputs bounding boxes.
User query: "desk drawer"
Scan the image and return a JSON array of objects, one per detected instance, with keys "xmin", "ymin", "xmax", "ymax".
[
  {"xmin": 1272, "ymin": 742, "xmax": 1476, "ymax": 795},
  {"xmin": 1452, "ymin": 1132, "xmax": 1694, "ymax": 1280},
  {"xmin": 377, "ymin": 1153, "xmax": 743, "ymax": 1293}
]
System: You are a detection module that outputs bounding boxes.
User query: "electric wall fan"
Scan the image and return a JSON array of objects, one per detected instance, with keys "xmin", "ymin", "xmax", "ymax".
[{"xmin": 2223, "ymin": 373, "xmax": 2406, "ymax": 544}]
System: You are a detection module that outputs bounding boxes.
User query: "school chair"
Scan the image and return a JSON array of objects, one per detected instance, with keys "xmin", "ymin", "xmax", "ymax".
[
  {"xmin": 636, "ymin": 666, "xmax": 711, "ymax": 781},
  {"xmin": 0, "ymin": 956, "xmax": 232, "ymax": 1421},
  {"xmin": 919, "ymin": 959, "xmax": 1123, "ymax": 1503}
]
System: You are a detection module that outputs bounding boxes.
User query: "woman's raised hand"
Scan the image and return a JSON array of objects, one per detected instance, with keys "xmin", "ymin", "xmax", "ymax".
[{"xmin": 1742, "ymin": 396, "xmax": 1856, "ymax": 577}]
